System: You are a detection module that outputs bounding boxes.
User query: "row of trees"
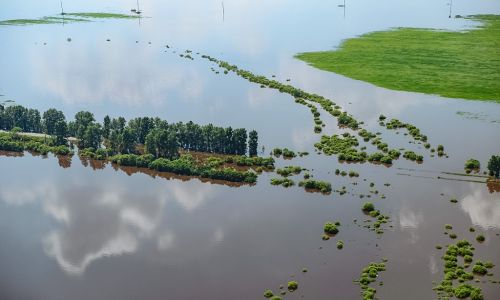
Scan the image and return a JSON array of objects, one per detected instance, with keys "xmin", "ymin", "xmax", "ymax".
[{"xmin": 0, "ymin": 104, "xmax": 260, "ymax": 159}]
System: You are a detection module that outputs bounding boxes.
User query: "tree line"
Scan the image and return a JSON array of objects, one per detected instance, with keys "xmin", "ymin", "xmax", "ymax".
[{"xmin": 0, "ymin": 104, "xmax": 259, "ymax": 159}]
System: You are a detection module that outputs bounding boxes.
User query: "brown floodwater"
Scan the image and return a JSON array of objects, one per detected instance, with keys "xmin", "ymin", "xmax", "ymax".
[{"xmin": 1, "ymin": 0, "xmax": 500, "ymax": 299}]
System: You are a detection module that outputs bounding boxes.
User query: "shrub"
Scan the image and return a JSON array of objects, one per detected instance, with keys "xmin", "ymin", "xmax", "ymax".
[
  {"xmin": 324, "ymin": 222, "xmax": 339, "ymax": 235},
  {"xmin": 264, "ymin": 290, "xmax": 274, "ymax": 298},
  {"xmin": 287, "ymin": 281, "xmax": 298, "ymax": 292},
  {"xmin": 465, "ymin": 159, "xmax": 480, "ymax": 171},
  {"xmin": 472, "ymin": 264, "xmax": 487, "ymax": 275},
  {"xmin": 337, "ymin": 240, "xmax": 344, "ymax": 249},
  {"xmin": 476, "ymin": 235, "xmax": 485, "ymax": 242},
  {"xmin": 362, "ymin": 202, "xmax": 375, "ymax": 212},
  {"xmin": 299, "ymin": 179, "xmax": 332, "ymax": 193}
]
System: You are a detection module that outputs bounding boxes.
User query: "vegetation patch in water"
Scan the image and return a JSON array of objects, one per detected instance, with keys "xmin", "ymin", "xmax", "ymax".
[
  {"xmin": 299, "ymin": 179, "xmax": 332, "ymax": 193},
  {"xmin": 276, "ymin": 166, "xmax": 303, "ymax": 177},
  {"xmin": 354, "ymin": 261, "xmax": 386, "ymax": 300},
  {"xmin": 296, "ymin": 15, "xmax": 500, "ymax": 102},
  {"xmin": 433, "ymin": 239, "xmax": 495, "ymax": 299},
  {"xmin": 464, "ymin": 159, "xmax": 481, "ymax": 173},
  {"xmin": 0, "ymin": 130, "xmax": 72, "ymax": 156},
  {"xmin": 270, "ymin": 177, "xmax": 295, "ymax": 187},
  {"xmin": 0, "ymin": 12, "xmax": 139, "ymax": 26}
]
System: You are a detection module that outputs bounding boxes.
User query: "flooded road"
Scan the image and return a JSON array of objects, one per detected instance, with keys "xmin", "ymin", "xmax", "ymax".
[{"xmin": 1, "ymin": 0, "xmax": 499, "ymax": 299}]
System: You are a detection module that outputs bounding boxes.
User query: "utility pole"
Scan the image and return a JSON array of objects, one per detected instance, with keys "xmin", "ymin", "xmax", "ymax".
[
  {"xmin": 449, "ymin": 0, "xmax": 453, "ymax": 18},
  {"xmin": 60, "ymin": 0, "xmax": 65, "ymax": 15},
  {"xmin": 222, "ymin": 2, "xmax": 225, "ymax": 22}
]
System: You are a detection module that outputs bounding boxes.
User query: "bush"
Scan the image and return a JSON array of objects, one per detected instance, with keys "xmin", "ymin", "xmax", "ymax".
[
  {"xmin": 465, "ymin": 159, "xmax": 480, "ymax": 170},
  {"xmin": 287, "ymin": 281, "xmax": 298, "ymax": 292},
  {"xmin": 264, "ymin": 290, "xmax": 274, "ymax": 298},
  {"xmin": 337, "ymin": 240, "xmax": 344, "ymax": 249},
  {"xmin": 476, "ymin": 235, "xmax": 485, "ymax": 242},
  {"xmin": 298, "ymin": 179, "xmax": 332, "ymax": 193},
  {"xmin": 362, "ymin": 202, "xmax": 375, "ymax": 212},
  {"xmin": 270, "ymin": 178, "xmax": 295, "ymax": 187},
  {"xmin": 282, "ymin": 148, "xmax": 296, "ymax": 158},
  {"xmin": 324, "ymin": 222, "xmax": 339, "ymax": 234},
  {"xmin": 472, "ymin": 264, "xmax": 487, "ymax": 275}
]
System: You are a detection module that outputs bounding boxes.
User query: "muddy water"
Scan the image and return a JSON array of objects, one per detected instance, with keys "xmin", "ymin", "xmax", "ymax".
[{"xmin": 1, "ymin": 0, "xmax": 500, "ymax": 299}]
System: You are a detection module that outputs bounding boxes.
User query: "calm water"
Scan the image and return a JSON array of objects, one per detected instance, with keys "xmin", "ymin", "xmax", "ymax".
[{"xmin": 1, "ymin": 0, "xmax": 500, "ymax": 299}]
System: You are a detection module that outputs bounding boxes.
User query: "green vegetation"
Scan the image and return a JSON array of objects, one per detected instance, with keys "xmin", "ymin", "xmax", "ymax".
[
  {"xmin": 287, "ymin": 281, "xmax": 298, "ymax": 292},
  {"xmin": 264, "ymin": 290, "xmax": 274, "ymax": 298},
  {"xmin": 66, "ymin": 13, "xmax": 139, "ymax": 19},
  {"xmin": 0, "ymin": 12, "xmax": 139, "ymax": 26},
  {"xmin": 0, "ymin": 131, "xmax": 71, "ymax": 156},
  {"xmin": 272, "ymin": 148, "xmax": 296, "ymax": 158},
  {"xmin": 296, "ymin": 15, "xmax": 500, "ymax": 101},
  {"xmin": 354, "ymin": 261, "xmax": 386, "ymax": 300},
  {"xmin": 1, "ymin": 104, "xmax": 269, "ymax": 183},
  {"xmin": 360, "ymin": 203, "xmax": 390, "ymax": 234},
  {"xmin": 336, "ymin": 240, "xmax": 344, "ymax": 249},
  {"xmin": 298, "ymin": 179, "xmax": 332, "ymax": 193},
  {"xmin": 383, "ymin": 118, "xmax": 428, "ymax": 143},
  {"xmin": 433, "ymin": 239, "xmax": 492, "ymax": 300},
  {"xmin": 465, "ymin": 159, "xmax": 481, "ymax": 173},
  {"xmin": 362, "ymin": 202, "xmax": 375, "ymax": 212},
  {"xmin": 472, "ymin": 263, "xmax": 488, "ymax": 275},
  {"xmin": 403, "ymin": 150, "xmax": 424, "ymax": 162},
  {"xmin": 323, "ymin": 222, "xmax": 339, "ymax": 235},
  {"xmin": 487, "ymin": 155, "xmax": 500, "ymax": 178},
  {"xmin": 82, "ymin": 150, "xmax": 258, "ymax": 183},
  {"xmin": 276, "ymin": 166, "xmax": 303, "ymax": 177},
  {"xmin": 248, "ymin": 130, "xmax": 258, "ymax": 157},
  {"xmin": 476, "ymin": 235, "xmax": 485, "ymax": 243},
  {"xmin": 201, "ymin": 54, "xmax": 360, "ymax": 132},
  {"xmin": 270, "ymin": 177, "xmax": 295, "ymax": 187}
]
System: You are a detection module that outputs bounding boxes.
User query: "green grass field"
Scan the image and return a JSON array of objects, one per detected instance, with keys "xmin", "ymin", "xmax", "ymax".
[{"xmin": 296, "ymin": 15, "xmax": 500, "ymax": 102}]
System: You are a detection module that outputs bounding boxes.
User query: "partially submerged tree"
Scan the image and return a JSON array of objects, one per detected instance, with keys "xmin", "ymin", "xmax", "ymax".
[{"xmin": 487, "ymin": 155, "xmax": 500, "ymax": 178}]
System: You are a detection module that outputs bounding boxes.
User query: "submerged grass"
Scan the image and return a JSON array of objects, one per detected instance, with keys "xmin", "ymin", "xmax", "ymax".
[
  {"xmin": 296, "ymin": 15, "xmax": 500, "ymax": 102},
  {"xmin": 0, "ymin": 12, "xmax": 139, "ymax": 26}
]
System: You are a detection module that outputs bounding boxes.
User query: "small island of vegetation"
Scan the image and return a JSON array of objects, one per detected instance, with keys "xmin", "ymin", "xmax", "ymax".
[{"xmin": 0, "ymin": 104, "xmax": 271, "ymax": 184}]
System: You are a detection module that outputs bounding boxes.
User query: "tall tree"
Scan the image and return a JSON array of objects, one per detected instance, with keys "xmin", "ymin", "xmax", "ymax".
[
  {"xmin": 145, "ymin": 128, "xmax": 179, "ymax": 159},
  {"xmin": 54, "ymin": 120, "xmax": 68, "ymax": 146},
  {"xmin": 488, "ymin": 155, "xmax": 500, "ymax": 178},
  {"xmin": 27, "ymin": 109, "xmax": 42, "ymax": 132},
  {"xmin": 248, "ymin": 130, "xmax": 258, "ymax": 157},
  {"xmin": 81, "ymin": 124, "xmax": 101, "ymax": 149},
  {"xmin": 233, "ymin": 128, "xmax": 247, "ymax": 155},
  {"xmin": 43, "ymin": 109, "xmax": 66, "ymax": 135},
  {"xmin": 120, "ymin": 127, "xmax": 136, "ymax": 154},
  {"xmin": 103, "ymin": 115, "xmax": 111, "ymax": 139},
  {"xmin": 74, "ymin": 111, "xmax": 96, "ymax": 148}
]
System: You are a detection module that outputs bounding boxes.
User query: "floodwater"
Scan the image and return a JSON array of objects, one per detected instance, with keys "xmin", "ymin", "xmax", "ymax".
[{"xmin": 1, "ymin": 0, "xmax": 500, "ymax": 299}]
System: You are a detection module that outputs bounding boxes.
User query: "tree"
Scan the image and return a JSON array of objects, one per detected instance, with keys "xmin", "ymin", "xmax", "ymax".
[
  {"xmin": 27, "ymin": 109, "xmax": 42, "ymax": 132},
  {"xmin": 488, "ymin": 155, "xmax": 500, "ymax": 178},
  {"xmin": 43, "ymin": 109, "xmax": 65, "ymax": 135},
  {"xmin": 233, "ymin": 128, "xmax": 247, "ymax": 155},
  {"xmin": 54, "ymin": 120, "xmax": 68, "ymax": 146},
  {"xmin": 81, "ymin": 124, "xmax": 101, "ymax": 149},
  {"xmin": 129, "ymin": 117, "xmax": 155, "ymax": 144},
  {"xmin": 145, "ymin": 128, "xmax": 179, "ymax": 159},
  {"xmin": 248, "ymin": 130, "xmax": 258, "ymax": 157},
  {"xmin": 120, "ymin": 127, "xmax": 136, "ymax": 154},
  {"xmin": 74, "ymin": 111, "xmax": 96, "ymax": 148},
  {"xmin": 4, "ymin": 105, "xmax": 28, "ymax": 131},
  {"xmin": 103, "ymin": 115, "xmax": 111, "ymax": 139}
]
